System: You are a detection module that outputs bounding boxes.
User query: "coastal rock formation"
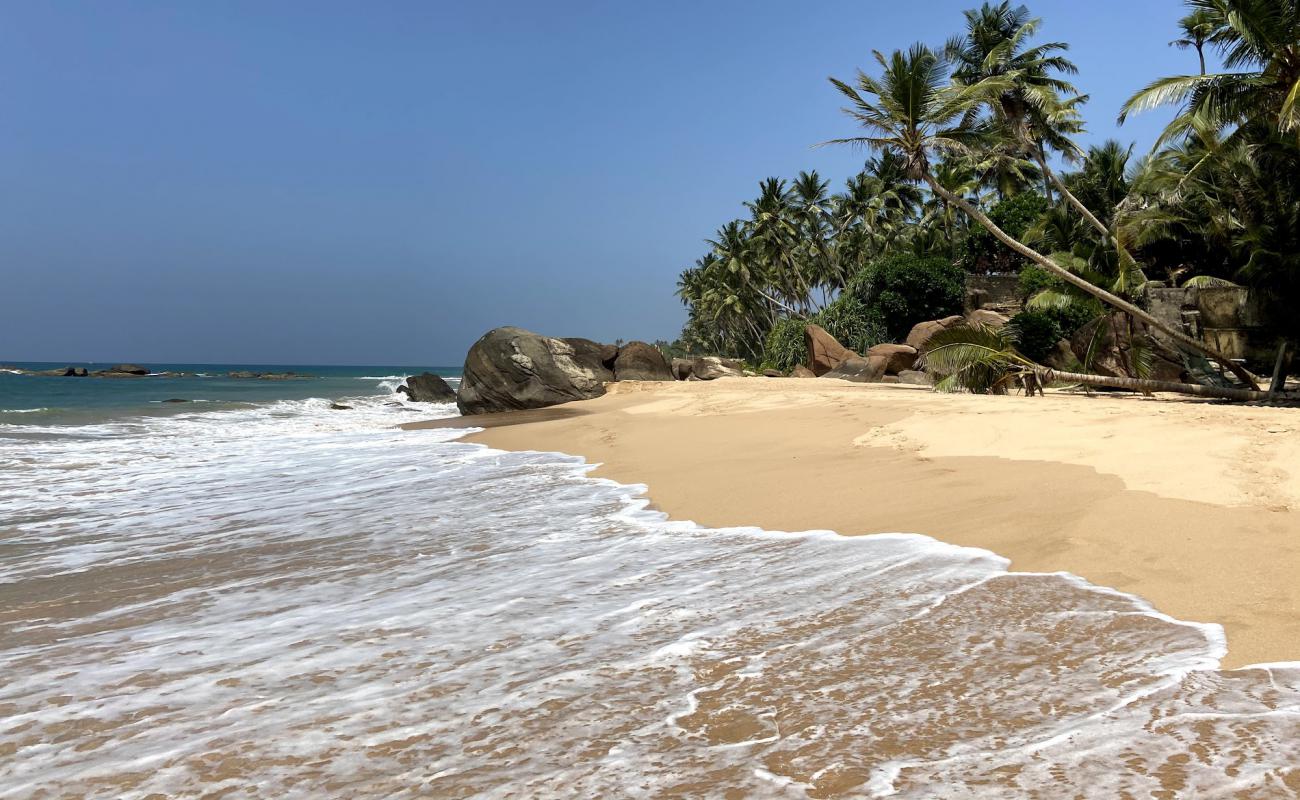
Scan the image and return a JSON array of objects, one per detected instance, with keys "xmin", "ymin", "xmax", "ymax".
[
  {"xmin": 93, "ymin": 364, "xmax": 150, "ymax": 377},
  {"xmin": 227, "ymin": 371, "xmax": 312, "ymax": 380},
  {"xmin": 790, "ymin": 364, "xmax": 817, "ymax": 378},
  {"xmin": 905, "ymin": 315, "xmax": 964, "ymax": 350},
  {"xmin": 563, "ymin": 338, "xmax": 619, "ymax": 373},
  {"xmin": 398, "ymin": 372, "xmax": 456, "ymax": 403},
  {"xmin": 806, "ymin": 324, "xmax": 856, "ymax": 376},
  {"xmin": 690, "ymin": 356, "xmax": 744, "ymax": 381},
  {"xmin": 966, "ymin": 309, "xmax": 1010, "ymax": 329},
  {"xmin": 866, "ymin": 343, "xmax": 918, "ymax": 375},
  {"xmin": 613, "ymin": 341, "xmax": 673, "ymax": 381},
  {"xmin": 1070, "ymin": 313, "xmax": 1185, "ymax": 383},
  {"xmin": 822, "ymin": 354, "xmax": 888, "ymax": 383},
  {"xmin": 1043, "ymin": 339, "xmax": 1075, "ymax": 370},
  {"xmin": 762, "ymin": 368, "xmax": 784, "ymax": 377},
  {"xmin": 671, "ymin": 358, "xmax": 694, "ymax": 381},
  {"xmin": 457, "ymin": 326, "xmax": 614, "ymax": 414},
  {"xmin": 897, "ymin": 369, "xmax": 932, "ymax": 385}
]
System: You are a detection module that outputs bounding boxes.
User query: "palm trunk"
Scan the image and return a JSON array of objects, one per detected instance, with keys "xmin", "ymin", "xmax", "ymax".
[
  {"xmin": 1033, "ymin": 150, "xmax": 1111, "ymax": 241},
  {"xmin": 923, "ymin": 172, "xmax": 1262, "ymax": 390},
  {"xmin": 1036, "ymin": 368, "xmax": 1277, "ymax": 402}
]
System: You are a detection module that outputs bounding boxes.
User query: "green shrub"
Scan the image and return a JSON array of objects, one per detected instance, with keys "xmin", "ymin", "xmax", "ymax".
[
  {"xmin": 961, "ymin": 192, "xmax": 1049, "ymax": 273},
  {"xmin": 1008, "ymin": 309, "xmax": 1063, "ymax": 363},
  {"xmin": 762, "ymin": 317, "xmax": 808, "ymax": 372},
  {"xmin": 848, "ymin": 253, "xmax": 967, "ymax": 341},
  {"xmin": 761, "ymin": 295, "xmax": 892, "ymax": 372},
  {"xmin": 817, "ymin": 294, "xmax": 890, "ymax": 353},
  {"xmin": 1017, "ymin": 264, "xmax": 1062, "ymax": 301}
]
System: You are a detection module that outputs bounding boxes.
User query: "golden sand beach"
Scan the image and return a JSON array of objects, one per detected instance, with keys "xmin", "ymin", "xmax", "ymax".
[{"xmin": 410, "ymin": 378, "xmax": 1300, "ymax": 670}]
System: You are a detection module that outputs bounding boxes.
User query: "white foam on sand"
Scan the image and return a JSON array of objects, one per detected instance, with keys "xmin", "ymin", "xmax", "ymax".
[{"xmin": 0, "ymin": 393, "xmax": 1297, "ymax": 798}]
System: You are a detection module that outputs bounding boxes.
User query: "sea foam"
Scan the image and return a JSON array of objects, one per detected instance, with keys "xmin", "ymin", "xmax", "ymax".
[{"xmin": 0, "ymin": 392, "xmax": 1297, "ymax": 798}]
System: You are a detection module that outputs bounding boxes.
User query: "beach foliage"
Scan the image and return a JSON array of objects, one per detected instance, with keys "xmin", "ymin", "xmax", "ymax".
[
  {"xmin": 847, "ymin": 254, "xmax": 967, "ymax": 341},
  {"xmin": 674, "ymin": 0, "xmax": 1300, "ymax": 389}
]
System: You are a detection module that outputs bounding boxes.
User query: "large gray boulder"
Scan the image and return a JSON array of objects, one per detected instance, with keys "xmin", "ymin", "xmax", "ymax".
[
  {"xmin": 456, "ymin": 327, "xmax": 615, "ymax": 414},
  {"xmin": 398, "ymin": 372, "xmax": 456, "ymax": 403},
  {"xmin": 690, "ymin": 356, "xmax": 744, "ymax": 380},
  {"xmin": 671, "ymin": 357, "xmax": 694, "ymax": 380},
  {"xmin": 613, "ymin": 341, "xmax": 673, "ymax": 381}
]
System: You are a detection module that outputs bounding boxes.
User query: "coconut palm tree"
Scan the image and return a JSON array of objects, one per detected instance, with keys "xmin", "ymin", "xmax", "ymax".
[
  {"xmin": 826, "ymin": 43, "xmax": 1262, "ymax": 388},
  {"xmin": 1121, "ymin": 0, "xmax": 1300, "ymax": 141},
  {"xmin": 1170, "ymin": 8, "xmax": 1219, "ymax": 75}
]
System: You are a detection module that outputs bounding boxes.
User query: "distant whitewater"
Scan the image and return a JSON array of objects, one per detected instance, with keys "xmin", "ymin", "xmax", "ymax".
[{"xmin": 1, "ymin": 374, "xmax": 1297, "ymax": 798}]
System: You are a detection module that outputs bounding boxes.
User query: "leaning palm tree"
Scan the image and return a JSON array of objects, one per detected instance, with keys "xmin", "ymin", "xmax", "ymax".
[{"xmin": 825, "ymin": 43, "xmax": 1262, "ymax": 389}]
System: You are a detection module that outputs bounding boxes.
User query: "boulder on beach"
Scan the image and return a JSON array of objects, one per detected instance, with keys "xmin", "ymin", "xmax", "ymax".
[
  {"xmin": 1070, "ymin": 313, "xmax": 1185, "ymax": 383},
  {"xmin": 866, "ymin": 343, "xmax": 918, "ymax": 375},
  {"xmin": 456, "ymin": 326, "xmax": 614, "ymax": 415},
  {"xmin": 905, "ymin": 316, "xmax": 964, "ymax": 351},
  {"xmin": 563, "ymin": 338, "xmax": 619, "ymax": 373},
  {"xmin": 671, "ymin": 357, "xmax": 694, "ymax": 381},
  {"xmin": 330, "ymin": 402, "xmax": 353, "ymax": 410},
  {"xmin": 806, "ymin": 324, "xmax": 856, "ymax": 376},
  {"xmin": 613, "ymin": 341, "xmax": 673, "ymax": 381},
  {"xmin": 790, "ymin": 364, "xmax": 817, "ymax": 378},
  {"xmin": 762, "ymin": 368, "xmax": 784, "ymax": 378},
  {"xmin": 822, "ymin": 354, "xmax": 888, "ymax": 383},
  {"xmin": 690, "ymin": 356, "xmax": 744, "ymax": 381},
  {"xmin": 966, "ymin": 309, "xmax": 1010, "ymax": 330},
  {"xmin": 398, "ymin": 372, "xmax": 456, "ymax": 403}
]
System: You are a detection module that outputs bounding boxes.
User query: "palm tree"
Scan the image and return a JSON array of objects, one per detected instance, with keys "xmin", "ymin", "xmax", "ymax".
[
  {"xmin": 826, "ymin": 43, "xmax": 1262, "ymax": 389},
  {"xmin": 1121, "ymin": 0, "xmax": 1300, "ymax": 140},
  {"xmin": 1170, "ymin": 8, "xmax": 1219, "ymax": 75}
]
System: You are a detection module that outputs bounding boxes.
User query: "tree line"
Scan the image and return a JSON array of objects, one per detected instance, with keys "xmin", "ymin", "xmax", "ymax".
[{"xmin": 673, "ymin": 0, "xmax": 1299, "ymax": 393}]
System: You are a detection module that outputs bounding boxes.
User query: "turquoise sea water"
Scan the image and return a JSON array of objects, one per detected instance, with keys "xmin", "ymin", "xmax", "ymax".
[{"xmin": 0, "ymin": 362, "xmax": 459, "ymax": 425}]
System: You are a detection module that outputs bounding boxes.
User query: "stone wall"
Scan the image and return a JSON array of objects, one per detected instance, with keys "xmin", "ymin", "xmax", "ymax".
[
  {"xmin": 1145, "ymin": 285, "xmax": 1277, "ymax": 365},
  {"xmin": 965, "ymin": 275, "xmax": 1022, "ymax": 314}
]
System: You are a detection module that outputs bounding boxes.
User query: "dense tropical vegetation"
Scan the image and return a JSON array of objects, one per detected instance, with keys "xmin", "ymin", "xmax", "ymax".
[{"xmin": 672, "ymin": 0, "xmax": 1300, "ymax": 395}]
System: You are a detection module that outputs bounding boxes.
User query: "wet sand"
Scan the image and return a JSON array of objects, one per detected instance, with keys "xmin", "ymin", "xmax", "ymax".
[{"xmin": 407, "ymin": 378, "xmax": 1300, "ymax": 669}]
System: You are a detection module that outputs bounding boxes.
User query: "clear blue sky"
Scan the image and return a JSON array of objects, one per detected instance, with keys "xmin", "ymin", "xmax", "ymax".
[{"xmin": 1, "ymin": 0, "xmax": 1199, "ymax": 365}]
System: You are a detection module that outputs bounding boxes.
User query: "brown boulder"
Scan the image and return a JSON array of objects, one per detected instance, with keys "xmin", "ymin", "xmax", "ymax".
[
  {"xmin": 866, "ymin": 343, "xmax": 918, "ymax": 375},
  {"xmin": 806, "ymin": 324, "xmax": 857, "ymax": 376},
  {"xmin": 966, "ymin": 309, "xmax": 1010, "ymax": 329},
  {"xmin": 670, "ymin": 357, "xmax": 694, "ymax": 381},
  {"xmin": 613, "ymin": 341, "xmax": 673, "ymax": 381},
  {"xmin": 905, "ymin": 316, "xmax": 964, "ymax": 350},
  {"xmin": 790, "ymin": 364, "xmax": 816, "ymax": 378},
  {"xmin": 762, "ymin": 368, "xmax": 784, "ymax": 378},
  {"xmin": 1070, "ymin": 313, "xmax": 1185, "ymax": 383},
  {"xmin": 822, "ymin": 355, "xmax": 888, "ymax": 383}
]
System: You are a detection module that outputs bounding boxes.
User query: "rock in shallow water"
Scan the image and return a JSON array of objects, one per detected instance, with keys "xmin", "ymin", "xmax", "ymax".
[{"xmin": 398, "ymin": 372, "xmax": 456, "ymax": 403}]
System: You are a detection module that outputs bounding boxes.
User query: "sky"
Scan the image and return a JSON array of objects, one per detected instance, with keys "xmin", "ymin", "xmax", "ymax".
[{"xmin": 0, "ymin": 0, "xmax": 1203, "ymax": 366}]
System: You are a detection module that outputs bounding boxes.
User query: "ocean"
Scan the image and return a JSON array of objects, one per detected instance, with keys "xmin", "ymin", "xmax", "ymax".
[{"xmin": 1, "ymin": 366, "xmax": 1298, "ymax": 797}]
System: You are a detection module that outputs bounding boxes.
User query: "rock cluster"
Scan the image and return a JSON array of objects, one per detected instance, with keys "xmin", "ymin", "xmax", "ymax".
[
  {"xmin": 455, "ymin": 327, "xmax": 744, "ymax": 414},
  {"xmin": 398, "ymin": 372, "xmax": 457, "ymax": 403}
]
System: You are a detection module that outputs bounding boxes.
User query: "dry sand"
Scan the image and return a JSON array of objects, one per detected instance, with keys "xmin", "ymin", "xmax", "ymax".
[{"xmin": 407, "ymin": 379, "xmax": 1300, "ymax": 669}]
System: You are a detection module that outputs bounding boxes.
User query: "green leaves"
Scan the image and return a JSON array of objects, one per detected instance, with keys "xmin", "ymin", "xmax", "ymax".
[{"xmin": 922, "ymin": 323, "xmax": 1031, "ymax": 394}]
